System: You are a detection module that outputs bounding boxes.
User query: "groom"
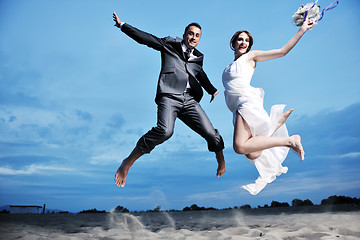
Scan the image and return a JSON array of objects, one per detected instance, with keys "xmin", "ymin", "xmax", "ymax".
[{"xmin": 113, "ymin": 12, "xmax": 225, "ymax": 187}]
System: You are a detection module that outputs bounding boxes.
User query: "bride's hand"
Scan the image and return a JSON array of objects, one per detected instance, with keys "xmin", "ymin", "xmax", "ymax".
[{"xmin": 301, "ymin": 19, "xmax": 314, "ymax": 31}]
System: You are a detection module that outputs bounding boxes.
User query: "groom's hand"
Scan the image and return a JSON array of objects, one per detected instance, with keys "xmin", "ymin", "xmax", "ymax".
[
  {"xmin": 113, "ymin": 11, "xmax": 122, "ymax": 28},
  {"xmin": 210, "ymin": 91, "xmax": 219, "ymax": 103}
]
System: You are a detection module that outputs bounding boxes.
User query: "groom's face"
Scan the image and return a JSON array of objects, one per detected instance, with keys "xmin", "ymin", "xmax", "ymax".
[{"xmin": 183, "ymin": 26, "xmax": 201, "ymax": 49}]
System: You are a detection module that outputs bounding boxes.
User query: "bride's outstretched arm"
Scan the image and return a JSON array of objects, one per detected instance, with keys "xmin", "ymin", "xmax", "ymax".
[{"xmin": 249, "ymin": 19, "xmax": 314, "ymax": 62}]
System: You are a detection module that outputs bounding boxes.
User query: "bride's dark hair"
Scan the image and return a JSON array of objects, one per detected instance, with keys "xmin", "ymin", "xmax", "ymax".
[{"xmin": 230, "ymin": 30, "xmax": 253, "ymax": 52}]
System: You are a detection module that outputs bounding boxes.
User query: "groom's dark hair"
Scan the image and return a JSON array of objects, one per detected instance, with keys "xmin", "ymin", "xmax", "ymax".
[{"xmin": 184, "ymin": 22, "xmax": 202, "ymax": 35}]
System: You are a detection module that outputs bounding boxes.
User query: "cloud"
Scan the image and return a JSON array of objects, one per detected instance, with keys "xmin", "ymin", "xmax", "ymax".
[
  {"xmin": 107, "ymin": 114, "xmax": 125, "ymax": 129},
  {"xmin": 317, "ymin": 152, "xmax": 360, "ymax": 159},
  {"xmin": 0, "ymin": 92, "xmax": 43, "ymax": 108},
  {"xmin": 0, "ymin": 56, "xmax": 45, "ymax": 108},
  {"xmin": 8, "ymin": 116, "xmax": 16, "ymax": 122},
  {"xmin": 185, "ymin": 187, "xmax": 243, "ymax": 202},
  {"xmin": 75, "ymin": 109, "xmax": 93, "ymax": 122},
  {"xmin": 0, "ymin": 164, "xmax": 75, "ymax": 175},
  {"xmin": 0, "ymin": 107, "xmax": 97, "ymax": 147},
  {"xmin": 90, "ymin": 151, "xmax": 121, "ymax": 165},
  {"xmin": 293, "ymin": 102, "xmax": 360, "ymax": 138},
  {"xmin": 290, "ymin": 102, "xmax": 360, "ymax": 157},
  {"xmin": 260, "ymin": 174, "xmax": 360, "ymax": 198}
]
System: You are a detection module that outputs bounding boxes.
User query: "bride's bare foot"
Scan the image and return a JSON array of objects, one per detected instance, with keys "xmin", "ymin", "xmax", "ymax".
[
  {"xmin": 289, "ymin": 135, "xmax": 305, "ymax": 161},
  {"xmin": 278, "ymin": 109, "xmax": 294, "ymax": 127},
  {"xmin": 215, "ymin": 151, "xmax": 226, "ymax": 177},
  {"xmin": 114, "ymin": 160, "xmax": 131, "ymax": 187},
  {"xmin": 272, "ymin": 109, "xmax": 294, "ymax": 136}
]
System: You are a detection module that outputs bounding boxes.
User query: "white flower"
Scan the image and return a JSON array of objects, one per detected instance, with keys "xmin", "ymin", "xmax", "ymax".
[{"xmin": 292, "ymin": 3, "xmax": 321, "ymax": 27}]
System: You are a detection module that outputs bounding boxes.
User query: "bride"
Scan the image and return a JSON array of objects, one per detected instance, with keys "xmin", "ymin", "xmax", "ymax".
[{"xmin": 222, "ymin": 19, "xmax": 314, "ymax": 195}]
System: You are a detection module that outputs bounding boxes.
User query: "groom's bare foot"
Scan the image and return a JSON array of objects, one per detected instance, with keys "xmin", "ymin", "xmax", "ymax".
[
  {"xmin": 215, "ymin": 151, "xmax": 226, "ymax": 177},
  {"xmin": 289, "ymin": 135, "xmax": 305, "ymax": 161},
  {"xmin": 114, "ymin": 160, "xmax": 131, "ymax": 187},
  {"xmin": 114, "ymin": 146, "xmax": 143, "ymax": 188}
]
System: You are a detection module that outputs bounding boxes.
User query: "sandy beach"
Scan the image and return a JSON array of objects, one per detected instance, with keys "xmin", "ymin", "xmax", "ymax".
[{"xmin": 1, "ymin": 207, "xmax": 359, "ymax": 240}]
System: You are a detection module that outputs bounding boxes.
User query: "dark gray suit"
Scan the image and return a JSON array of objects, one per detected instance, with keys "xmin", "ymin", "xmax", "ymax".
[{"xmin": 120, "ymin": 23, "xmax": 224, "ymax": 153}]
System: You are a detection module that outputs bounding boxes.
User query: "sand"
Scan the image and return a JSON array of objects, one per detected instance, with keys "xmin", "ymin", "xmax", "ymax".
[{"xmin": 1, "ymin": 207, "xmax": 359, "ymax": 240}]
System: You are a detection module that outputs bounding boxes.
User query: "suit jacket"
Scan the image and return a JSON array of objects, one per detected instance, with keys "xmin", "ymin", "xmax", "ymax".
[{"xmin": 121, "ymin": 23, "xmax": 217, "ymax": 103}]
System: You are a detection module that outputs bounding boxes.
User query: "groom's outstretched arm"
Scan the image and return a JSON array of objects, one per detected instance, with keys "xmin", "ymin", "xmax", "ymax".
[{"xmin": 113, "ymin": 11, "xmax": 166, "ymax": 51}]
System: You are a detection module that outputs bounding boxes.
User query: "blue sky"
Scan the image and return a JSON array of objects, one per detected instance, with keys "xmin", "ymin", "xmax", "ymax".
[{"xmin": 0, "ymin": 0, "xmax": 359, "ymax": 212}]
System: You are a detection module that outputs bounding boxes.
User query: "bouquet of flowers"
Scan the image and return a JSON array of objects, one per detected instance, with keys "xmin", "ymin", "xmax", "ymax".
[
  {"xmin": 292, "ymin": 3, "xmax": 321, "ymax": 27},
  {"xmin": 292, "ymin": 0, "xmax": 339, "ymax": 27}
]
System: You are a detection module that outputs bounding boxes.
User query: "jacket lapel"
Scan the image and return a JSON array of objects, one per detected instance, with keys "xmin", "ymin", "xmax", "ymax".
[
  {"xmin": 174, "ymin": 37, "xmax": 204, "ymax": 62},
  {"xmin": 192, "ymin": 48, "xmax": 203, "ymax": 62},
  {"xmin": 174, "ymin": 37, "xmax": 187, "ymax": 60}
]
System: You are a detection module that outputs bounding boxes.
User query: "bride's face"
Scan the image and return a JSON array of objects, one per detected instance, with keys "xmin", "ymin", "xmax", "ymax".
[{"xmin": 234, "ymin": 32, "xmax": 250, "ymax": 56}]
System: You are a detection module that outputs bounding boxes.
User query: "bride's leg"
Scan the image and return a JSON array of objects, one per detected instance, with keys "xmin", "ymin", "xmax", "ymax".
[
  {"xmin": 233, "ymin": 112, "xmax": 305, "ymax": 160},
  {"xmin": 246, "ymin": 151, "xmax": 262, "ymax": 160},
  {"xmin": 233, "ymin": 113, "xmax": 262, "ymax": 158}
]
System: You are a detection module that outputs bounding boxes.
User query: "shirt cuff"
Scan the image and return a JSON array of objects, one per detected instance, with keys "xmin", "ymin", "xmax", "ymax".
[{"xmin": 119, "ymin": 22, "xmax": 125, "ymax": 29}]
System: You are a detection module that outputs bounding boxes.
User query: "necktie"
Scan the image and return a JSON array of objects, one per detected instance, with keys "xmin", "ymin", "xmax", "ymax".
[{"xmin": 185, "ymin": 49, "xmax": 191, "ymax": 60}]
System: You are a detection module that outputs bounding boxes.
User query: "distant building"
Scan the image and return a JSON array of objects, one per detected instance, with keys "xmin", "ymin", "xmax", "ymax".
[{"xmin": 10, "ymin": 205, "xmax": 43, "ymax": 214}]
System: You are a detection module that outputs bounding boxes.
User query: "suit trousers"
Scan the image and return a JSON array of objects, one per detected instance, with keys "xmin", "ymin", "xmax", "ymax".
[{"xmin": 136, "ymin": 93, "xmax": 224, "ymax": 153}]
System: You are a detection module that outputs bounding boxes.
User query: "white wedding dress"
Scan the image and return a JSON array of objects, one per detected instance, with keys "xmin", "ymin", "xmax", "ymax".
[{"xmin": 222, "ymin": 53, "xmax": 290, "ymax": 195}]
